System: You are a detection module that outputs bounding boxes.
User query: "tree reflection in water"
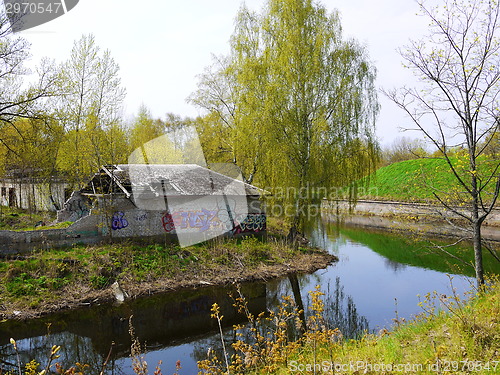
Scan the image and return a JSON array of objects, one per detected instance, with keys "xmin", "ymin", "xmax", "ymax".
[
  {"xmin": 320, "ymin": 276, "xmax": 370, "ymax": 338},
  {"xmin": 189, "ymin": 272, "xmax": 370, "ymax": 369},
  {"xmin": 0, "ymin": 332, "xmax": 107, "ymax": 375}
]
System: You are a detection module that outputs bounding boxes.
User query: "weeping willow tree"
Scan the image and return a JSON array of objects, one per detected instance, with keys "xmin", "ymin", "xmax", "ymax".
[{"xmin": 191, "ymin": 0, "xmax": 379, "ymax": 232}]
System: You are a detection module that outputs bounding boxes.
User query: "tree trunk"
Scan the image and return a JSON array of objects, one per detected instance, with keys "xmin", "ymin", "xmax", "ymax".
[
  {"xmin": 288, "ymin": 273, "xmax": 307, "ymax": 336},
  {"xmin": 469, "ymin": 155, "xmax": 485, "ymax": 288},
  {"xmin": 473, "ymin": 219, "xmax": 484, "ymax": 288}
]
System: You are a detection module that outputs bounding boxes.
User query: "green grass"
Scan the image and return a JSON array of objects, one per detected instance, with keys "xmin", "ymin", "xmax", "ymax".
[
  {"xmin": 0, "ymin": 206, "xmax": 58, "ymax": 230},
  {"xmin": 0, "ymin": 235, "xmax": 320, "ymax": 314},
  {"xmin": 240, "ymin": 279, "xmax": 500, "ymax": 375},
  {"xmin": 283, "ymin": 280, "xmax": 500, "ymax": 374},
  {"xmin": 358, "ymin": 156, "xmax": 499, "ymax": 202},
  {"xmin": 195, "ymin": 277, "xmax": 500, "ymax": 374},
  {"xmin": 16, "ymin": 221, "xmax": 73, "ymax": 231}
]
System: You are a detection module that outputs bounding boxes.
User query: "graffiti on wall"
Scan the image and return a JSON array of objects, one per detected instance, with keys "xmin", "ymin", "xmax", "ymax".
[
  {"xmin": 112, "ymin": 211, "xmax": 129, "ymax": 230},
  {"xmin": 64, "ymin": 198, "xmax": 90, "ymax": 220},
  {"xmin": 161, "ymin": 209, "xmax": 266, "ymax": 235},
  {"xmin": 162, "ymin": 212, "xmax": 175, "ymax": 233},
  {"xmin": 176, "ymin": 209, "xmax": 219, "ymax": 232},
  {"xmin": 162, "ymin": 209, "xmax": 220, "ymax": 233},
  {"xmin": 232, "ymin": 213, "xmax": 267, "ymax": 234}
]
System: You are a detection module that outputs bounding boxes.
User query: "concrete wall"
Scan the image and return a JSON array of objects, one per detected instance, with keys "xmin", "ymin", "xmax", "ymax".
[
  {"xmin": 322, "ymin": 199, "xmax": 500, "ymax": 241},
  {"xmin": 322, "ymin": 199, "xmax": 500, "ymax": 225},
  {"xmin": 0, "ymin": 215, "xmax": 101, "ymax": 254},
  {"xmin": 57, "ymin": 191, "xmax": 92, "ymax": 222},
  {"xmin": 0, "ymin": 194, "xmax": 266, "ymax": 254},
  {"xmin": 102, "ymin": 195, "xmax": 266, "ymax": 241}
]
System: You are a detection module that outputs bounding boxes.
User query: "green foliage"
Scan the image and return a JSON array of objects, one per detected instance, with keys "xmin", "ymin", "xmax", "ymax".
[
  {"xmin": 56, "ymin": 34, "xmax": 127, "ymax": 186},
  {"xmin": 192, "ymin": 0, "xmax": 379, "ymax": 227},
  {"xmin": 0, "ymin": 12, "xmax": 59, "ymax": 157},
  {"xmin": 128, "ymin": 105, "xmax": 165, "ymax": 156},
  {"xmin": 0, "ymin": 118, "xmax": 64, "ymax": 178}
]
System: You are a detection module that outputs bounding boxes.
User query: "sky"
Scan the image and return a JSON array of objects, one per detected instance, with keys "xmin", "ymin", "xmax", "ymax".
[{"xmin": 19, "ymin": 0, "xmax": 430, "ymax": 146}]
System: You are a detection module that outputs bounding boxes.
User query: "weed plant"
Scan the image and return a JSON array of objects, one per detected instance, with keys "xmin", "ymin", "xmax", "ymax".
[{"xmin": 2, "ymin": 277, "xmax": 499, "ymax": 375}]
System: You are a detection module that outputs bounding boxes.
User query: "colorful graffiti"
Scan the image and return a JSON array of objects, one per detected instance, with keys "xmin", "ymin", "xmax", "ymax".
[
  {"xmin": 161, "ymin": 208, "xmax": 266, "ymax": 235},
  {"xmin": 233, "ymin": 213, "xmax": 266, "ymax": 234},
  {"xmin": 162, "ymin": 209, "xmax": 220, "ymax": 233},
  {"xmin": 111, "ymin": 211, "xmax": 129, "ymax": 230},
  {"xmin": 176, "ymin": 209, "xmax": 219, "ymax": 232},
  {"xmin": 162, "ymin": 212, "xmax": 175, "ymax": 233}
]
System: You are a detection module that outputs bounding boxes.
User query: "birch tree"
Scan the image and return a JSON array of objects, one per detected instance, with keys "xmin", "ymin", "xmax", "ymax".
[{"xmin": 0, "ymin": 8, "xmax": 60, "ymax": 160}]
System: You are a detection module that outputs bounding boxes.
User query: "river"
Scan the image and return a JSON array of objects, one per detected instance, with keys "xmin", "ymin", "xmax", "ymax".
[{"xmin": 1, "ymin": 218, "xmax": 492, "ymax": 375}]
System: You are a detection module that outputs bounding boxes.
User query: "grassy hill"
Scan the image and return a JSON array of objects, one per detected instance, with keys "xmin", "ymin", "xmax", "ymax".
[{"xmin": 358, "ymin": 157, "xmax": 499, "ymax": 202}]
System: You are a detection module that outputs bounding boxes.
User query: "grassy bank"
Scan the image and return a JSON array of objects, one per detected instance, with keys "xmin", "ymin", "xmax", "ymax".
[
  {"xmin": 0, "ymin": 234, "xmax": 336, "ymax": 320},
  {"xmin": 268, "ymin": 279, "xmax": 500, "ymax": 375},
  {"xmin": 359, "ymin": 157, "xmax": 499, "ymax": 202},
  {"xmin": 0, "ymin": 206, "xmax": 56, "ymax": 231},
  {"xmin": 198, "ymin": 278, "xmax": 500, "ymax": 374}
]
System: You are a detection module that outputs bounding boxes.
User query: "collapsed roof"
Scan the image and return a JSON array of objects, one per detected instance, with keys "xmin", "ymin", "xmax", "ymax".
[{"xmin": 80, "ymin": 164, "xmax": 263, "ymax": 198}]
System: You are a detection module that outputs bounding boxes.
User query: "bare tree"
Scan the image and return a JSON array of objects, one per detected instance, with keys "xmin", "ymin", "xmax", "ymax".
[
  {"xmin": 386, "ymin": 0, "xmax": 500, "ymax": 286},
  {"xmin": 0, "ymin": 8, "xmax": 60, "ymax": 147},
  {"xmin": 382, "ymin": 136, "xmax": 428, "ymax": 166},
  {"xmin": 57, "ymin": 34, "xmax": 126, "ymax": 186}
]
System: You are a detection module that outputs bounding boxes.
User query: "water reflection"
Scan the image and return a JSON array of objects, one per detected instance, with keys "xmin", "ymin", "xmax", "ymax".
[
  {"xmin": 321, "ymin": 277, "xmax": 370, "ymax": 338},
  {"xmin": 0, "ymin": 218, "xmax": 479, "ymax": 374},
  {"xmin": 384, "ymin": 258, "xmax": 409, "ymax": 273},
  {"xmin": 0, "ymin": 284, "xmax": 266, "ymax": 375},
  {"xmin": 302, "ymin": 218, "xmax": 474, "ymax": 331},
  {"xmin": 265, "ymin": 274, "xmax": 370, "ymax": 340}
]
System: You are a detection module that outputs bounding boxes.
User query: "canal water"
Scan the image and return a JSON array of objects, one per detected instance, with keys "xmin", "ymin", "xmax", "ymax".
[{"xmin": 0, "ymin": 219, "xmax": 485, "ymax": 374}]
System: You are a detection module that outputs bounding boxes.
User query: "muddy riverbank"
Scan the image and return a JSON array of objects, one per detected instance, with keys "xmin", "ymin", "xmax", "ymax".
[{"xmin": 0, "ymin": 242, "xmax": 336, "ymax": 321}]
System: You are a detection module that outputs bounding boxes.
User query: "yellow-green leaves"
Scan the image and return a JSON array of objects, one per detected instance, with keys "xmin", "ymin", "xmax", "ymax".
[{"xmin": 192, "ymin": 0, "xmax": 379, "ymax": 227}]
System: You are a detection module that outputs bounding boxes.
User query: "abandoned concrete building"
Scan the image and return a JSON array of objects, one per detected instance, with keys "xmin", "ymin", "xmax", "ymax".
[
  {"xmin": 61, "ymin": 164, "xmax": 266, "ymax": 245},
  {"xmin": 0, "ymin": 164, "xmax": 266, "ymax": 253},
  {"xmin": 0, "ymin": 170, "xmax": 69, "ymax": 212}
]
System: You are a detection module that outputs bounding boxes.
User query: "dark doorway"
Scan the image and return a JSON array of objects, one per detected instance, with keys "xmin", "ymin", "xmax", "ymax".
[{"xmin": 8, "ymin": 188, "xmax": 16, "ymax": 207}]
